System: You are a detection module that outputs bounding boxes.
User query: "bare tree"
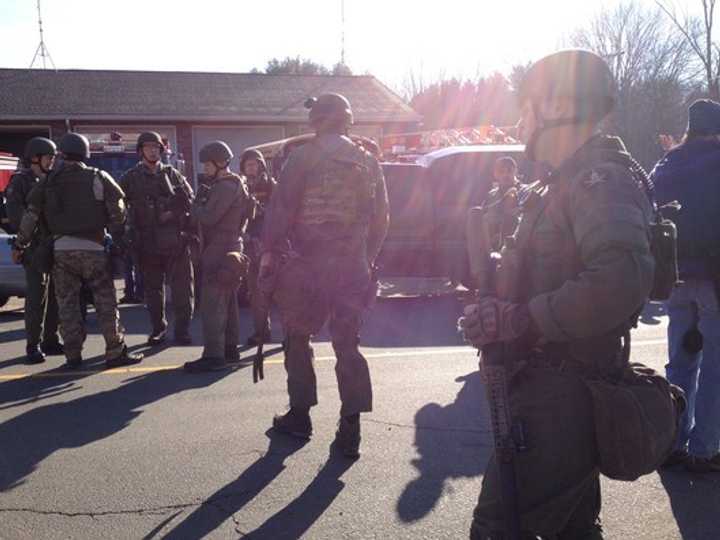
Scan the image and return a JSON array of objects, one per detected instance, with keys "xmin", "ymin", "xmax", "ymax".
[
  {"xmin": 657, "ymin": 0, "xmax": 719, "ymax": 99},
  {"xmin": 400, "ymin": 67, "xmax": 427, "ymax": 102},
  {"xmin": 570, "ymin": 1, "xmax": 697, "ymax": 166}
]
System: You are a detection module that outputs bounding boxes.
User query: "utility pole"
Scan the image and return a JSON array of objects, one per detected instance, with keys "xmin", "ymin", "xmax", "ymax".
[
  {"xmin": 341, "ymin": 0, "xmax": 346, "ymax": 66},
  {"xmin": 30, "ymin": 0, "xmax": 56, "ymax": 69}
]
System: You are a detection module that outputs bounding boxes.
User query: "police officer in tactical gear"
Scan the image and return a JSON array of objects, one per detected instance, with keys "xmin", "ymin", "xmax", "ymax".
[
  {"xmin": 240, "ymin": 148, "xmax": 276, "ymax": 346},
  {"xmin": 260, "ymin": 93, "xmax": 390, "ymax": 458},
  {"xmin": 120, "ymin": 131, "xmax": 195, "ymax": 346},
  {"xmin": 459, "ymin": 50, "xmax": 655, "ymax": 539},
  {"xmin": 6, "ymin": 137, "xmax": 63, "ymax": 363},
  {"xmin": 14, "ymin": 133, "xmax": 143, "ymax": 369},
  {"xmin": 184, "ymin": 140, "xmax": 252, "ymax": 372}
]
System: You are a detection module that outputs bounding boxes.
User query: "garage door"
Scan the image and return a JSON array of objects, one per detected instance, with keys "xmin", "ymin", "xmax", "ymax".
[{"xmin": 192, "ymin": 126, "xmax": 285, "ymax": 182}]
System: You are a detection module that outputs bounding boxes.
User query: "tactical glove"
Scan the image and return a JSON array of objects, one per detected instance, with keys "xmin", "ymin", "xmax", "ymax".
[
  {"xmin": 195, "ymin": 184, "xmax": 211, "ymax": 205},
  {"xmin": 458, "ymin": 297, "xmax": 533, "ymax": 348}
]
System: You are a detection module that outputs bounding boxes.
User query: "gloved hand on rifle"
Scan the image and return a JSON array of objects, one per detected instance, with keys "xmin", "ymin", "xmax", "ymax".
[
  {"xmin": 458, "ymin": 297, "xmax": 536, "ymax": 348},
  {"xmin": 195, "ymin": 183, "xmax": 211, "ymax": 205}
]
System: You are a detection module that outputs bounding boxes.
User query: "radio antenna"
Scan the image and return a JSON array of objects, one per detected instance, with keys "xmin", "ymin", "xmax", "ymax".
[{"xmin": 30, "ymin": 0, "xmax": 56, "ymax": 69}]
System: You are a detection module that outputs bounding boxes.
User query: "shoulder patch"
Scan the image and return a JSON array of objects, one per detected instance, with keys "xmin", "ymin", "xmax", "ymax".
[{"xmin": 583, "ymin": 169, "xmax": 607, "ymax": 188}]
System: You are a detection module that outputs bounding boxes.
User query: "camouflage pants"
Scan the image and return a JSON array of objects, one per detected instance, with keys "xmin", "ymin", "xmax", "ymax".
[
  {"xmin": 275, "ymin": 255, "xmax": 372, "ymax": 416},
  {"xmin": 23, "ymin": 263, "xmax": 59, "ymax": 347},
  {"xmin": 471, "ymin": 366, "xmax": 600, "ymax": 539},
  {"xmin": 140, "ymin": 248, "xmax": 194, "ymax": 337},
  {"xmin": 53, "ymin": 251, "xmax": 124, "ymax": 361}
]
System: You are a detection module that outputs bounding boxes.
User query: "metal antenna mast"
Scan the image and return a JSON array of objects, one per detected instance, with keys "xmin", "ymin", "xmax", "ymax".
[
  {"xmin": 30, "ymin": 0, "xmax": 56, "ymax": 69},
  {"xmin": 340, "ymin": 0, "xmax": 346, "ymax": 65}
]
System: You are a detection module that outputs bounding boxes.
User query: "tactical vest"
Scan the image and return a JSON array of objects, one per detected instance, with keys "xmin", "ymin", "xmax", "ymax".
[
  {"xmin": 130, "ymin": 167, "xmax": 177, "ymax": 231},
  {"xmin": 248, "ymin": 174, "xmax": 273, "ymax": 207},
  {"xmin": 297, "ymin": 152, "xmax": 374, "ymax": 227},
  {"xmin": 44, "ymin": 167, "xmax": 106, "ymax": 236}
]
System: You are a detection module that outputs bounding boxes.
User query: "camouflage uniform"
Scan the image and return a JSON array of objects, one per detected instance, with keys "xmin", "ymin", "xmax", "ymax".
[
  {"xmin": 470, "ymin": 136, "xmax": 655, "ymax": 538},
  {"xmin": 241, "ymin": 149, "xmax": 276, "ymax": 341},
  {"xmin": 17, "ymin": 162, "xmax": 129, "ymax": 362},
  {"xmin": 5, "ymin": 168, "xmax": 60, "ymax": 350},
  {"xmin": 192, "ymin": 173, "xmax": 252, "ymax": 359},
  {"xmin": 262, "ymin": 133, "xmax": 390, "ymax": 416},
  {"xmin": 120, "ymin": 163, "xmax": 194, "ymax": 339}
]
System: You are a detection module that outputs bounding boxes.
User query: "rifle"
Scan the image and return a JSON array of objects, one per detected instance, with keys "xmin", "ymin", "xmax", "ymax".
[
  {"xmin": 253, "ymin": 337, "xmax": 265, "ymax": 383},
  {"xmin": 468, "ymin": 223, "xmax": 524, "ymax": 539}
]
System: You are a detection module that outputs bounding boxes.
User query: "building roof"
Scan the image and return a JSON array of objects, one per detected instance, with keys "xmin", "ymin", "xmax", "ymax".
[{"xmin": 0, "ymin": 68, "xmax": 420, "ymax": 124}]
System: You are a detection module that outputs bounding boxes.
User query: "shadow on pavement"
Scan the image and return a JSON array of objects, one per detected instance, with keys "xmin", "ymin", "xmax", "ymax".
[
  {"xmin": 328, "ymin": 295, "xmax": 465, "ymax": 348},
  {"xmin": 397, "ymin": 370, "xmax": 492, "ymax": 522},
  {"xmin": 243, "ymin": 452, "xmax": 355, "ymax": 539},
  {"xmin": 0, "ymin": 355, "xmax": 30, "ymax": 370},
  {"xmin": 0, "ymin": 358, "xmax": 108, "ymax": 407},
  {"xmin": 0, "ymin": 367, "xmax": 236, "ymax": 492},
  {"xmin": 639, "ymin": 301, "xmax": 667, "ymax": 326},
  {"xmin": 660, "ymin": 470, "xmax": 720, "ymax": 539},
  {"xmin": 162, "ymin": 429, "xmax": 313, "ymax": 539},
  {"xmin": 0, "ymin": 328, "xmax": 28, "ymax": 344}
]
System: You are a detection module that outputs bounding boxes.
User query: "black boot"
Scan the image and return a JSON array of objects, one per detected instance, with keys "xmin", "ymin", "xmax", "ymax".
[
  {"xmin": 333, "ymin": 414, "xmax": 361, "ymax": 458},
  {"xmin": 40, "ymin": 339, "xmax": 64, "ymax": 356},
  {"xmin": 25, "ymin": 344, "xmax": 46, "ymax": 365},
  {"xmin": 106, "ymin": 346, "xmax": 144, "ymax": 368},
  {"xmin": 272, "ymin": 408, "xmax": 312, "ymax": 440},
  {"xmin": 174, "ymin": 333, "xmax": 193, "ymax": 346},
  {"xmin": 183, "ymin": 356, "xmax": 229, "ymax": 373},
  {"xmin": 147, "ymin": 329, "xmax": 167, "ymax": 346},
  {"xmin": 225, "ymin": 345, "xmax": 240, "ymax": 362},
  {"xmin": 64, "ymin": 356, "xmax": 82, "ymax": 370}
]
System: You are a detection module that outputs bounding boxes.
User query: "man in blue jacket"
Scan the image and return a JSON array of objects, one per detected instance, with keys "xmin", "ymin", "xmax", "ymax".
[{"xmin": 652, "ymin": 99, "xmax": 720, "ymax": 473}]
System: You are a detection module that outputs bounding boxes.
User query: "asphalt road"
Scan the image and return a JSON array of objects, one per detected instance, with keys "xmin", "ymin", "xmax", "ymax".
[{"xmin": 0, "ymin": 286, "xmax": 718, "ymax": 540}]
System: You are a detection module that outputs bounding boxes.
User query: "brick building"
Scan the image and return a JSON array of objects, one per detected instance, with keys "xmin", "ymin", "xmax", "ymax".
[{"xmin": 0, "ymin": 68, "xmax": 420, "ymax": 182}]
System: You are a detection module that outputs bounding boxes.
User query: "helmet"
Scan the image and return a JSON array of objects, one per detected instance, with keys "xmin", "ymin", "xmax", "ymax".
[
  {"xmin": 199, "ymin": 140, "xmax": 234, "ymax": 164},
  {"xmin": 518, "ymin": 49, "xmax": 616, "ymax": 120},
  {"xmin": 240, "ymin": 148, "xmax": 267, "ymax": 175},
  {"xmin": 305, "ymin": 93, "xmax": 354, "ymax": 128},
  {"xmin": 24, "ymin": 137, "xmax": 57, "ymax": 160},
  {"xmin": 59, "ymin": 133, "xmax": 90, "ymax": 160},
  {"xmin": 136, "ymin": 131, "xmax": 165, "ymax": 152}
]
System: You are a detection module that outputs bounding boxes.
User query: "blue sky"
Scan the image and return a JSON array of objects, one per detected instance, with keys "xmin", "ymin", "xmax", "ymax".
[{"xmin": 0, "ymin": 0, "xmax": 663, "ymax": 91}]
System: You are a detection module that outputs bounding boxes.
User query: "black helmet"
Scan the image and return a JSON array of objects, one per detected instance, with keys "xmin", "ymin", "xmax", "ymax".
[
  {"xmin": 24, "ymin": 137, "xmax": 57, "ymax": 160},
  {"xmin": 136, "ymin": 131, "xmax": 165, "ymax": 152},
  {"xmin": 518, "ymin": 49, "xmax": 616, "ymax": 121},
  {"xmin": 199, "ymin": 140, "xmax": 233, "ymax": 164},
  {"xmin": 305, "ymin": 93, "xmax": 354, "ymax": 128},
  {"xmin": 59, "ymin": 133, "xmax": 90, "ymax": 160}
]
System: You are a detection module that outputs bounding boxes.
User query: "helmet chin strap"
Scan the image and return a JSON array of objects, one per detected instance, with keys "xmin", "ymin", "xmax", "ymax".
[
  {"xmin": 524, "ymin": 102, "xmax": 591, "ymax": 165},
  {"xmin": 207, "ymin": 160, "xmax": 230, "ymax": 181},
  {"xmin": 31, "ymin": 156, "xmax": 52, "ymax": 175}
]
